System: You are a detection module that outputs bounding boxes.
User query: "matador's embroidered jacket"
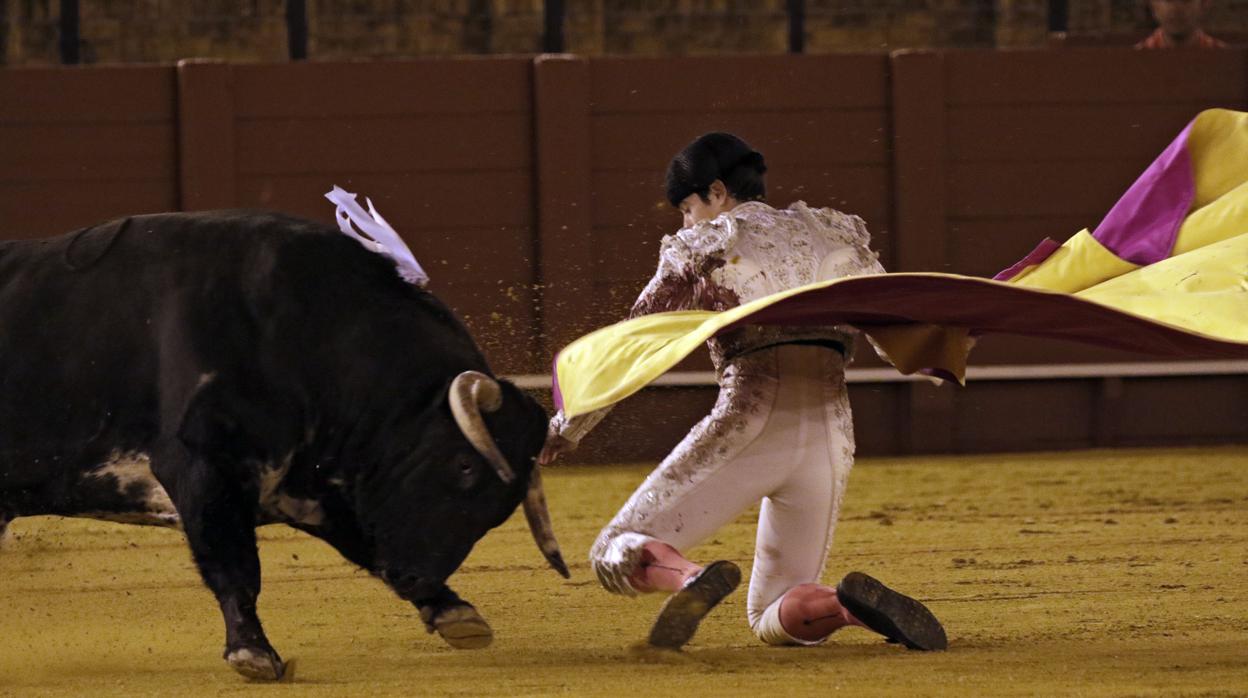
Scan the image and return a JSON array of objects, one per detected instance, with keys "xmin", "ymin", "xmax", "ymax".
[{"xmin": 550, "ymin": 200, "xmax": 885, "ymax": 444}]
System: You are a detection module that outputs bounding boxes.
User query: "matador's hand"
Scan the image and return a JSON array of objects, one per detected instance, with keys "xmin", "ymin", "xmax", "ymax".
[{"xmin": 538, "ymin": 431, "xmax": 577, "ymax": 465}]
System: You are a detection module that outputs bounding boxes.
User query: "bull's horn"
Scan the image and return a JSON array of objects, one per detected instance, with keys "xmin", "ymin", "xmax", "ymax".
[
  {"xmin": 523, "ymin": 465, "xmax": 570, "ymax": 578},
  {"xmin": 448, "ymin": 371, "xmax": 515, "ymax": 484}
]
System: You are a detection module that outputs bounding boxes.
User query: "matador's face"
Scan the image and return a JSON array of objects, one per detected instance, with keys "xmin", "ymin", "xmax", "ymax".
[{"xmin": 677, "ymin": 180, "xmax": 736, "ymax": 229}]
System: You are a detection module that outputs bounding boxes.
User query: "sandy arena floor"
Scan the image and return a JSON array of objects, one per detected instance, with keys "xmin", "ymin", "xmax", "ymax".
[{"xmin": 1, "ymin": 446, "xmax": 1246, "ymax": 696}]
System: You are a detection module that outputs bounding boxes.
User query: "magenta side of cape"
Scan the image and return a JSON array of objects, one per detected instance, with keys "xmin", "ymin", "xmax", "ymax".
[
  {"xmin": 552, "ymin": 354, "xmax": 566, "ymax": 412},
  {"xmin": 992, "ymin": 238, "xmax": 1062, "ymax": 281},
  {"xmin": 995, "ymin": 118, "xmax": 1197, "ymax": 280},
  {"xmin": 1090, "ymin": 120, "xmax": 1195, "ymax": 264}
]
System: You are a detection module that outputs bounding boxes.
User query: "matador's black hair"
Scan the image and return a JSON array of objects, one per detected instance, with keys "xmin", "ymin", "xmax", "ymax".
[{"xmin": 664, "ymin": 132, "xmax": 767, "ymax": 207}]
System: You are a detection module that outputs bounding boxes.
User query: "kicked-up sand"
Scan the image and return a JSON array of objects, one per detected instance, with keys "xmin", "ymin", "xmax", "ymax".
[{"xmin": 1, "ymin": 446, "xmax": 1246, "ymax": 696}]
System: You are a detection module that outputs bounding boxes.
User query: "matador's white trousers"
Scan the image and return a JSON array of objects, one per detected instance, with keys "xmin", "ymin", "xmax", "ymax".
[{"xmin": 589, "ymin": 344, "xmax": 855, "ymax": 645}]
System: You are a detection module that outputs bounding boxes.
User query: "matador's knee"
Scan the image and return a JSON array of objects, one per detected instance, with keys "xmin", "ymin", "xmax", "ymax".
[
  {"xmin": 751, "ymin": 588, "xmax": 833, "ymax": 647},
  {"xmin": 588, "ymin": 530, "xmax": 661, "ymax": 597}
]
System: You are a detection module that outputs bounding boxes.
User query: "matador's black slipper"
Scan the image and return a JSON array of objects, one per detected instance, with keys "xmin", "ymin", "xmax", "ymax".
[
  {"xmin": 836, "ymin": 571, "xmax": 948, "ymax": 651},
  {"xmin": 647, "ymin": 560, "xmax": 742, "ymax": 650}
]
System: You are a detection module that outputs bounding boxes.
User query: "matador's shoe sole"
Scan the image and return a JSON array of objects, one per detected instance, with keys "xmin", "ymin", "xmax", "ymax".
[
  {"xmin": 836, "ymin": 571, "xmax": 948, "ymax": 651},
  {"xmin": 647, "ymin": 560, "xmax": 742, "ymax": 650}
]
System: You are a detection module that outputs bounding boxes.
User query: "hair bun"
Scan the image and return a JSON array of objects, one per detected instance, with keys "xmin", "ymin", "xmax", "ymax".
[
  {"xmin": 666, "ymin": 132, "xmax": 767, "ymax": 206},
  {"xmin": 737, "ymin": 151, "xmax": 767, "ymax": 175}
]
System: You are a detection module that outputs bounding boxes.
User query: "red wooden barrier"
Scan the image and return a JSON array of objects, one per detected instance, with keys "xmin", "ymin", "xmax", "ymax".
[
  {"xmin": 1, "ymin": 50, "xmax": 1245, "ymax": 457},
  {"xmin": 178, "ymin": 57, "xmax": 541, "ymax": 374},
  {"xmin": 0, "ymin": 65, "xmax": 178, "ymax": 238}
]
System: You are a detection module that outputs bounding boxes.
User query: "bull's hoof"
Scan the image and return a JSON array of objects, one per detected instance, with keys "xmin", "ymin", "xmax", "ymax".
[
  {"xmin": 226, "ymin": 646, "xmax": 287, "ymax": 681},
  {"xmin": 433, "ymin": 605, "xmax": 494, "ymax": 649}
]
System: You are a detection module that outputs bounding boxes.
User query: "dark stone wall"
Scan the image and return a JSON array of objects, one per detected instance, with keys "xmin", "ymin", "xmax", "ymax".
[
  {"xmin": 0, "ymin": 1, "xmax": 1131, "ymax": 64},
  {"xmin": 5, "ymin": 1, "xmax": 1247, "ymax": 65}
]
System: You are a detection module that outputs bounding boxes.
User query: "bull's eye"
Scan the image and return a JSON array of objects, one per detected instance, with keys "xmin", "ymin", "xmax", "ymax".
[{"xmin": 455, "ymin": 457, "xmax": 478, "ymax": 490}]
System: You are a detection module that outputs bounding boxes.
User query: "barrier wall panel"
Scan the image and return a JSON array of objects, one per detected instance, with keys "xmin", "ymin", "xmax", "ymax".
[
  {"xmin": 890, "ymin": 50, "xmax": 947, "ymax": 274},
  {"xmin": 0, "ymin": 66, "xmax": 176, "ymax": 123},
  {"xmin": 581, "ymin": 279, "xmax": 651, "ymax": 329},
  {"xmin": 591, "ymin": 111, "xmax": 889, "ymax": 170},
  {"xmin": 434, "ymin": 283, "xmax": 541, "ymax": 374},
  {"xmin": 230, "ymin": 60, "xmax": 534, "ymax": 117},
  {"xmin": 235, "ymin": 173, "xmax": 534, "ymax": 229},
  {"xmin": 0, "ymin": 66, "xmax": 178, "ymax": 237},
  {"xmin": 533, "ymin": 55, "xmax": 593, "ymax": 357},
  {"xmin": 412, "ymin": 228, "xmax": 540, "ymax": 282},
  {"xmin": 954, "ymin": 380, "xmax": 1097, "ymax": 453},
  {"xmin": 946, "ymin": 105, "xmax": 1206, "ymax": 162},
  {"xmin": 847, "ymin": 384, "xmax": 905, "ymax": 457},
  {"xmin": 178, "ymin": 60, "xmax": 236, "ymax": 210},
  {"xmin": 234, "ymin": 116, "xmax": 532, "ymax": 175},
  {"xmin": 591, "ymin": 228, "xmax": 664, "ymax": 281},
  {"xmin": 1, "ymin": 124, "xmax": 177, "ymax": 182},
  {"xmin": 971, "ymin": 334, "xmax": 1197, "ymax": 366},
  {"xmin": 589, "ymin": 56, "xmax": 890, "ymax": 113},
  {"xmin": 1116, "ymin": 377, "xmax": 1248, "ymax": 445},
  {"xmin": 0, "ymin": 181, "xmax": 179, "ymax": 239},
  {"xmin": 947, "ymin": 161, "xmax": 1150, "ymax": 218},
  {"xmin": 220, "ymin": 60, "xmax": 540, "ymax": 373},
  {"xmin": 943, "ymin": 49, "xmax": 1247, "ymax": 106},
  {"xmin": 946, "ymin": 216, "xmax": 1090, "ymax": 276}
]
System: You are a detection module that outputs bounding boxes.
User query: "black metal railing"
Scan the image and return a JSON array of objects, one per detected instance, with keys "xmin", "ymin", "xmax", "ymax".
[
  {"xmin": 59, "ymin": 0, "xmax": 79, "ymax": 64},
  {"xmin": 544, "ymin": 0, "xmax": 565, "ymax": 53},
  {"xmin": 38, "ymin": 0, "xmax": 1070, "ymax": 65},
  {"xmin": 287, "ymin": 0, "xmax": 308, "ymax": 60}
]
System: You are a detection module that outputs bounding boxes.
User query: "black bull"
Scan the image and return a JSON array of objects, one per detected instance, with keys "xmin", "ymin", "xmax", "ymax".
[{"xmin": 0, "ymin": 211, "xmax": 568, "ymax": 680}]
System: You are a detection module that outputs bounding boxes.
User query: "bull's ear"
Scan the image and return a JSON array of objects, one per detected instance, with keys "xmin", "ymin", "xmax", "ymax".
[{"xmin": 176, "ymin": 374, "xmax": 301, "ymax": 464}]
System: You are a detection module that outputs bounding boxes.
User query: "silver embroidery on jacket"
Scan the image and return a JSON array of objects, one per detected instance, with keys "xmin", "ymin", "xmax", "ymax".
[{"xmin": 552, "ymin": 201, "xmax": 885, "ymax": 443}]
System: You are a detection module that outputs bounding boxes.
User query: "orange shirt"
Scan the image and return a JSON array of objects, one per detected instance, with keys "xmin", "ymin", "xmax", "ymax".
[{"xmin": 1136, "ymin": 28, "xmax": 1229, "ymax": 48}]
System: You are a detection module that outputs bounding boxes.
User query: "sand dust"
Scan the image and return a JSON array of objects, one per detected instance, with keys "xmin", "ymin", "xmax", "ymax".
[{"xmin": 2, "ymin": 446, "xmax": 1246, "ymax": 696}]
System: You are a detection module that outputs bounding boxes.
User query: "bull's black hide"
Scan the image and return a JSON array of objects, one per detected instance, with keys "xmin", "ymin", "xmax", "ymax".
[{"xmin": 0, "ymin": 210, "xmax": 558, "ymax": 680}]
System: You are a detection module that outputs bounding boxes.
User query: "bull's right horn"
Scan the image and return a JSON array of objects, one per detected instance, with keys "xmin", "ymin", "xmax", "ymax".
[
  {"xmin": 448, "ymin": 371, "xmax": 515, "ymax": 484},
  {"xmin": 522, "ymin": 465, "xmax": 570, "ymax": 578}
]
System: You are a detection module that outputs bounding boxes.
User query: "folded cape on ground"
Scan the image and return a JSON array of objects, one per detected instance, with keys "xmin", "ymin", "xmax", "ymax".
[{"xmin": 553, "ymin": 109, "xmax": 1248, "ymax": 418}]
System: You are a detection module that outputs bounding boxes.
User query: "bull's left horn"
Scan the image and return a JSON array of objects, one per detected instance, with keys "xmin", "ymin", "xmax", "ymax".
[
  {"xmin": 523, "ymin": 465, "xmax": 570, "ymax": 578},
  {"xmin": 448, "ymin": 371, "xmax": 515, "ymax": 484}
]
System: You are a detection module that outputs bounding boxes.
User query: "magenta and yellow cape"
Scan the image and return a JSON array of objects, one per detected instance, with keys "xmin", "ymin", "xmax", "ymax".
[{"xmin": 553, "ymin": 109, "xmax": 1248, "ymax": 418}]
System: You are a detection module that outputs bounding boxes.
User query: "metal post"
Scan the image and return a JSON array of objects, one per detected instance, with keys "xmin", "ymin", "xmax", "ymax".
[
  {"xmin": 59, "ymin": 0, "xmax": 79, "ymax": 64},
  {"xmin": 787, "ymin": 0, "xmax": 805, "ymax": 54},
  {"xmin": 1048, "ymin": 0, "xmax": 1068, "ymax": 32},
  {"xmin": 0, "ymin": 0, "xmax": 9, "ymax": 66},
  {"xmin": 543, "ymin": 0, "xmax": 565, "ymax": 53},
  {"xmin": 286, "ymin": 0, "xmax": 308, "ymax": 61}
]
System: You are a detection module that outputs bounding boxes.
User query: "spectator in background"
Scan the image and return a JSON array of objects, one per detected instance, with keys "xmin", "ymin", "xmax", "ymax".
[{"xmin": 1137, "ymin": 0, "xmax": 1228, "ymax": 48}]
